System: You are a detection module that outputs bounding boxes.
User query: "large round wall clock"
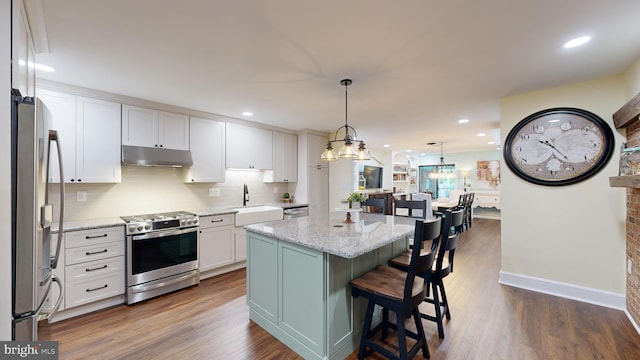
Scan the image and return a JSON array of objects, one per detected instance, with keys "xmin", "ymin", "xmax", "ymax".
[{"xmin": 503, "ymin": 107, "xmax": 614, "ymax": 186}]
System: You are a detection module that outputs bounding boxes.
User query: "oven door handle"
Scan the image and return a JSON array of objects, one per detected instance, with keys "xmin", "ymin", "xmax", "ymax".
[
  {"xmin": 131, "ymin": 227, "xmax": 198, "ymax": 241},
  {"xmin": 130, "ymin": 272, "xmax": 198, "ymax": 293}
]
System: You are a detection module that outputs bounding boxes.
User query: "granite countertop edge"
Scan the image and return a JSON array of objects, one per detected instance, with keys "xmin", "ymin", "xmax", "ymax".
[
  {"xmin": 246, "ymin": 225, "xmax": 411, "ymax": 259},
  {"xmin": 245, "ymin": 214, "xmax": 415, "ymax": 259},
  {"xmin": 53, "ymin": 217, "xmax": 125, "ymax": 233},
  {"xmin": 194, "ymin": 202, "xmax": 309, "ymax": 217}
]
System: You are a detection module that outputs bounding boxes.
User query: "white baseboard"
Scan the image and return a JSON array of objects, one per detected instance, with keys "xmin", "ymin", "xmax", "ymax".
[
  {"xmin": 498, "ymin": 270, "xmax": 625, "ymax": 310},
  {"xmin": 499, "ymin": 270, "xmax": 640, "ymax": 335},
  {"xmin": 625, "ymin": 309, "xmax": 640, "ymax": 335}
]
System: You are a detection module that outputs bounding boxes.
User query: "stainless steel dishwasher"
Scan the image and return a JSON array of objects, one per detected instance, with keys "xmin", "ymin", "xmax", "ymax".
[{"xmin": 283, "ymin": 205, "xmax": 309, "ymax": 219}]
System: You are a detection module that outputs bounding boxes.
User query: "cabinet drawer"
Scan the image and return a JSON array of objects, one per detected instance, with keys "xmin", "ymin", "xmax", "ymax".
[
  {"xmin": 65, "ymin": 226, "xmax": 124, "ymax": 248},
  {"xmin": 65, "ymin": 241, "xmax": 124, "ymax": 265},
  {"xmin": 199, "ymin": 214, "xmax": 234, "ymax": 229},
  {"xmin": 475, "ymin": 196, "xmax": 499, "ymax": 204},
  {"xmin": 65, "ymin": 256, "xmax": 124, "ymax": 282},
  {"xmin": 65, "ymin": 272, "xmax": 125, "ymax": 308}
]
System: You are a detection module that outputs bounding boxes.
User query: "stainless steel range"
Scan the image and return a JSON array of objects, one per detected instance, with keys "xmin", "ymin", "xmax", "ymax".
[{"xmin": 121, "ymin": 211, "xmax": 200, "ymax": 305}]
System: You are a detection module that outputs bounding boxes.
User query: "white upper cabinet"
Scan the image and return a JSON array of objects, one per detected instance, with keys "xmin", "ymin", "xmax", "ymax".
[
  {"xmin": 122, "ymin": 105, "xmax": 189, "ymax": 150},
  {"xmin": 307, "ymin": 134, "xmax": 328, "ymax": 168},
  {"xmin": 158, "ymin": 111, "xmax": 190, "ymax": 150},
  {"xmin": 12, "ymin": 0, "xmax": 36, "ymax": 97},
  {"xmin": 38, "ymin": 89, "xmax": 121, "ymax": 183},
  {"xmin": 37, "ymin": 89, "xmax": 77, "ymax": 182},
  {"xmin": 76, "ymin": 97, "xmax": 122, "ymax": 183},
  {"xmin": 226, "ymin": 123, "xmax": 273, "ymax": 169},
  {"xmin": 264, "ymin": 132, "xmax": 297, "ymax": 182},
  {"xmin": 121, "ymin": 105, "xmax": 156, "ymax": 148},
  {"xmin": 185, "ymin": 117, "xmax": 225, "ymax": 183}
]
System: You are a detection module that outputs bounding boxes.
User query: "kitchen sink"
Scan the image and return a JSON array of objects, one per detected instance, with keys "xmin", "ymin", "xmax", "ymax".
[{"xmin": 232, "ymin": 205, "xmax": 283, "ymax": 226}]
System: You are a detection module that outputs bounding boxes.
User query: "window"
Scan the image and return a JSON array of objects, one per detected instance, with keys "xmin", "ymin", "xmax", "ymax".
[{"xmin": 418, "ymin": 165, "xmax": 456, "ymax": 199}]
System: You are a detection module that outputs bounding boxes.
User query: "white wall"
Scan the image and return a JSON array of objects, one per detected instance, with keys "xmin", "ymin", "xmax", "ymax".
[
  {"xmin": 500, "ymin": 75, "xmax": 627, "ymax": 295},
  {"xmin": 625, "ymin": 58, "xmax": 640, "ymax": 96},
  {"xmin": 1, "ymin": 0, "xmax": 12, "ymax": 341}
]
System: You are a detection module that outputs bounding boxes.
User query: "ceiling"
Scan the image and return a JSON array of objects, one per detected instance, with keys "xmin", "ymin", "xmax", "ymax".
[{"xmin": 34, "ymin": 0, "xmax": 640, "ymax": 155}]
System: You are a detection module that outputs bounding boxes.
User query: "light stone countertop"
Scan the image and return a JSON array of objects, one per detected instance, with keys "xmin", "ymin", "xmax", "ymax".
[
  {"xmin": 53, "ymin": 202, "xmax": 312, "ymax": 233},
  {"xmin": 192, "ymin": 207, "xmax": 239, "ymax": 217},
  {"xmin": 245, "ymin": 212, "xmax": 424, "ymax": 259},
  {"xmin": 194, "ymin": 202, "xmax": 309, "ymax": 217},
  {"xmin": 53, "ymin": 217, "xmax": 125, "ymax": 233}
]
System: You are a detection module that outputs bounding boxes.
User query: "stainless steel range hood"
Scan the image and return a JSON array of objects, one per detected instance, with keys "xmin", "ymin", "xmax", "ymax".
[{"xmin": 122, "ymin": 145, "xmax": 193, "ymax": 167}]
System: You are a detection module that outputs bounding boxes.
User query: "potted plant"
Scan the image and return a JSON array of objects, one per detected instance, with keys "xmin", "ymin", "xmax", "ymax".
[
  {"xmin": 346, "ymin": 192, "xmax": 366, "ymax": 208},
  {"xmin": 282, "ymin": 192, "xmax": 292, "ymax": 203}
]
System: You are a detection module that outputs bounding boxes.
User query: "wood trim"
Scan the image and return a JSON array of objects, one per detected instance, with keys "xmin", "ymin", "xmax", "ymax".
[
  {"xmin": 609, "ymin": 175, "xmax": 640, "ymax": 188},
  {"xmin": 613, "ymin": 92, "xmax": 640, "ymax": 129}
]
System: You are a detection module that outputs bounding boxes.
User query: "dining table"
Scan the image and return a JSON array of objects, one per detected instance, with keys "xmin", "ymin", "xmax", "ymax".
[{"xmin": 432, "ymin": 200, "xmax": 459, "ymax": 211}]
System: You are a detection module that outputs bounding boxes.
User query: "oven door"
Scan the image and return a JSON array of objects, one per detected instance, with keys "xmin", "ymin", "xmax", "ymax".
[{"xmin": 127, "ymin": 227, "xmax": 199, "ymax": 286}]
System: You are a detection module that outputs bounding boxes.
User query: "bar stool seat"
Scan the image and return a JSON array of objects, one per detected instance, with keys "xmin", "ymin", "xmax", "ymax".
[{"xmin": 388, "ymin": 209, "xmax": 463, "ymax": 339}]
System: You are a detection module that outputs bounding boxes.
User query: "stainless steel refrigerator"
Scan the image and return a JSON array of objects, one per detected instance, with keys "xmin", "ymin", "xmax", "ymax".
[{"xmin": 11, "ymin": 89, "xmax": 65, "ymax": 341}]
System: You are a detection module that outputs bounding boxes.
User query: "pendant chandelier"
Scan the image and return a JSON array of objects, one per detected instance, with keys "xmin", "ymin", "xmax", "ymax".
[
  {"xmin": 429, "ymin": 142, "xmax": 455, "ymax": 179},
  {"xmin": 321, "ymin": 79, "xmax": 370, "ymax": 161}
]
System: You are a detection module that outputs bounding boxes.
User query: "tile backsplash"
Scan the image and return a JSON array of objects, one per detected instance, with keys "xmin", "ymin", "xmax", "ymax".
[{"xmin": 48, "ymin": 165, "xmax": 295, "ymax": 221}]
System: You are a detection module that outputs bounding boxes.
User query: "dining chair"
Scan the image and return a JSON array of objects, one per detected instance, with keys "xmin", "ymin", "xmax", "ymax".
[
  {"xmin": 361, "ymin": 197, "xmax": 387, "ymax": 214},
  {"xmin": 389, "ymin": 209, "xmax": 462, "ymax": 339},
  {"xmin": 409, "ymin": 192, "xmax": 433, "ymax": 219},
  {"xmin": 394, "ymin": 199, "xmax": 428, "ymax": 219},
  {"xmin": 350, "ymin": 217, "xmax": 442, "ymax": 360},
  {"xmin": 461, "ymin": 192, "xmax": 474, "ymax": 230}
]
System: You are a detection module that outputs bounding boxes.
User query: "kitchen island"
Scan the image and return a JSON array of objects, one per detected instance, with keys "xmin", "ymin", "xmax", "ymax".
[{"xmin": 245, "ymin": 212, "xmax": 415, "ymax": 360}]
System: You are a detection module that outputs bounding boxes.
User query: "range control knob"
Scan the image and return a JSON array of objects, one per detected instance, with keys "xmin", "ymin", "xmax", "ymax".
[
  {"xmin": 181, "ymin": 219, "xmax": 187, "ymax": 226},
  {"xmin": 187, "ymin": 219, "xmax": 193, "ymax": 225},
  {"xmin": 193, "ymin": 218, "xmax": 199, "ymax": 225},
  {"xmin": 144, "ymin": 223, "xmax": 151, "ymax": 230},
  {"xmin": 128, "ymin": 225, "xmax": 136, "ymax": 233},
  {"xmin": 136, "ymin": 224, "xmax": 143, "ymax": 232}
]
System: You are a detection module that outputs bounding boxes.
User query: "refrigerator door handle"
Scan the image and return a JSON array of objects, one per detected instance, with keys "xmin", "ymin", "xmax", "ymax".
[
  {"xmin": 35, "ymin": 276, "xmax": 63, "ymax": 322},
  {"xmin": 46, "ymin": 130, "xmax": 65, "ymax": 270},
  {"xmin": 46, "ymin": 276, "xmax": 64, "ymax": 321}
]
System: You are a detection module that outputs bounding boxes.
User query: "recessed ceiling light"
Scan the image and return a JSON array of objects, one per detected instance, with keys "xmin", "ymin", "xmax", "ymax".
[
  {"xmin": 242, "ymin": 111, "xmax": 253, "ymax": 117},
  {"xmin": 477, "ymin": 133, "xmax": 486, "ymax": 137},
  {"xmin": 420, "ymin": 153, "xmax": 426, "ymax": 156},
  {"xmin": 383, "ymin": 144, "xmax": 390, "ymax": 148},
  {"xmin": 406, "ymin": 149, "xmax": 412, "ymax": 153},
  {"xmin": 488, "ymin": 141, "xmax": 495, "ymax": 145},
  {"xmin": 563, "ymin": 36, "xmax": 591, "ymax": 48},
  {"xmin": 458, "ymin": 119, "xmax": 469, "ymax": 124}
]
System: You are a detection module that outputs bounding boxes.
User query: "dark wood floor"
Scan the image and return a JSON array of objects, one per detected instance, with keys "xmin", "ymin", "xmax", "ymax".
[{"xmin": 39, "ymin": 218, "xmax": 640, "ymax": 359}]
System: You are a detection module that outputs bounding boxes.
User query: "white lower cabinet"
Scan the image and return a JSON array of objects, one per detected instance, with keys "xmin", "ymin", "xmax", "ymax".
[
  {"xmin": 49, "ymin": 225, "xmax": 125, "ymax": 322},
  {"xmin": 199, "ymin": 214, "xmax": 236, "ymax": 278},
  {"xmin": 65, "ymin": 267, "xmax": 124, "ymax": 308},
  {"xmin": 234, "ymin": 227, "xmax": 247, "ymax": 262},
  {"xmin": 199, "ymin": 213, "xmax": 251, "ymax": 279}
]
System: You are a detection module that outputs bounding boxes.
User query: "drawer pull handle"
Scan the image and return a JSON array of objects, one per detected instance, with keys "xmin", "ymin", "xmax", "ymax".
[
  {"xmin": 86, "ymin": 234, "xmax": 108, "ymax": 239},
  {"xmin": 85, "ymin": 264, "xmax": 108, "ymax": 272},
  {"xmin": 86, "ymin": 249, "xmax": 108, "ymax": 256},
  {"xmin": 211, "ymin": 219, "xmax": 224, "ymax": 223},
  {"xmin": 86, "ymin": 284, "xmax": 108, "ymax": 292}
]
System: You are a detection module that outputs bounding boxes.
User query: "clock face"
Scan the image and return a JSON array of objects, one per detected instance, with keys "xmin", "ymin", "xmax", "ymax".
[{"xmin": 504, "ymin": 107, "xmax": 614, "ymax": 186}]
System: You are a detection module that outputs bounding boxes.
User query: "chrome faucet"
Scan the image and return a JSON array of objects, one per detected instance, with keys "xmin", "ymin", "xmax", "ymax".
[{"xmin": 243, "ymin": 184, "xmax": 249, "ymax": 206}]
